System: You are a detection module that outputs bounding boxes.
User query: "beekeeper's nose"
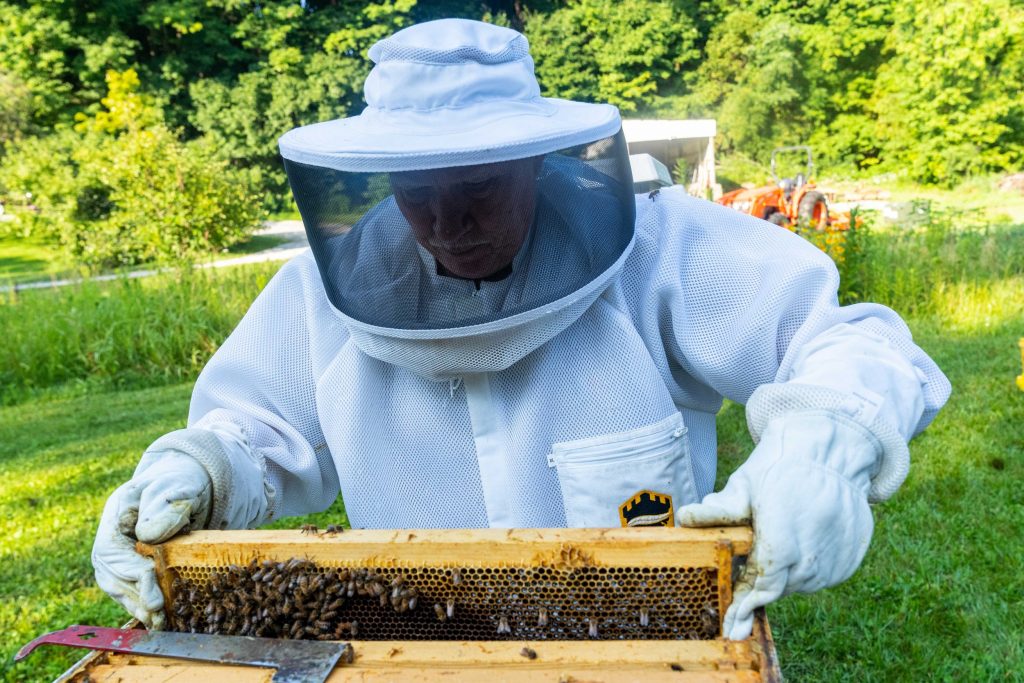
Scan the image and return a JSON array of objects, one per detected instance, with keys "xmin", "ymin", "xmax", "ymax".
[{"xmin": 431, "ymin": 189, "xmax": 477, "ymax": 243}]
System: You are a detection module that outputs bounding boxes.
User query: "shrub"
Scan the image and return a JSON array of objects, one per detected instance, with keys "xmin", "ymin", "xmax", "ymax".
[{"xmin": 0, "ymin": 70, "xmax": 264, "ymax": 268}]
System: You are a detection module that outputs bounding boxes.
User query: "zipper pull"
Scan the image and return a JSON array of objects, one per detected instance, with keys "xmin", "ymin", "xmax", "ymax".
[
  {"xmin": 546, "ymin": 452, "xmax": 556, "ymax": 468},
  {"xmin": 673, "ymin": 427, "xmax": 685, "ymax": 438}
]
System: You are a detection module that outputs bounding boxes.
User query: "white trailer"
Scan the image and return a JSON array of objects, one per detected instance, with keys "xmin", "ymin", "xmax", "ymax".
[{"xmin": 622, "ymin": 119, "xmax": 721, "ymax": 199}]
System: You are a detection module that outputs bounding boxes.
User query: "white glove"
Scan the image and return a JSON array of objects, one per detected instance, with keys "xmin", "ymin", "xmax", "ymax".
[
  {"xmin": 92, "ymin": 451, "xmax": 212, "ymax": 629},
  {"xmin": 677, "ymin": 411, "xmax": 879, "ymax": 640}
]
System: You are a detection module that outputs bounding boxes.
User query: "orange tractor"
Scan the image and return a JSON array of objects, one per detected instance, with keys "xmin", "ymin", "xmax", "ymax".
[{"xmin": 717, "ymin": 146, "xmax": 832, "ymax": 230}]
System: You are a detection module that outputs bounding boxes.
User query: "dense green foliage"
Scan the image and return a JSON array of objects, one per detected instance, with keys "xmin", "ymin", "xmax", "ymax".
[
  {"xmin": 0, "ymin": 0, "xmax": 1019, "ymax": 211},
  {"xmin": 0, "ymin": 70, "xmax": 264, "ymax": 267}
]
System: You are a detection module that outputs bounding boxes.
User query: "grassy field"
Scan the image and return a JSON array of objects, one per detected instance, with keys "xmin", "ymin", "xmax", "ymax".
[{"xmin": 0, "ymin": 205, "xmax": 1022, "ymax": 681}]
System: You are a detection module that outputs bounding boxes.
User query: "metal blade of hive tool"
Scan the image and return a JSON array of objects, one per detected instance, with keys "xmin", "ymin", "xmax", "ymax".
[{"xmin": 15, "ymin": 624, "xmax": 351, "ymax": 682}]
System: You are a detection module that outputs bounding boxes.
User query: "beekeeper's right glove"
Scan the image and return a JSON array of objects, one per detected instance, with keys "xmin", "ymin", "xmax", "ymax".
[
  {"xmin": 92, "ymin": 450, "xmax": 210, "ymax": 629},
  {"xmin": 92, "ymin": 423, "xmax": 273, "ymax": 629}
]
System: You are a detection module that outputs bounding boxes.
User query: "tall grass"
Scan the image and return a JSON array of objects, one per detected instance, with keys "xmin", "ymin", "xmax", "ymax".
[
  {"xmin": 839, "ymin": 207, "xmax": 1024, "ymax": 319},
  {"xmin": 2, "ymin": 210, "xmax": 1022, "ymax": 406},
  {"xmin": 0, "ymin": 264, "xmax": 282, "ymax": 405}
]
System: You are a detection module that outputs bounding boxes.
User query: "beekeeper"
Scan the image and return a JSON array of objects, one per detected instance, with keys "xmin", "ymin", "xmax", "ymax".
[{"xmin": 92, "ymin": 18, "xmax": 950, "ymax": 640}]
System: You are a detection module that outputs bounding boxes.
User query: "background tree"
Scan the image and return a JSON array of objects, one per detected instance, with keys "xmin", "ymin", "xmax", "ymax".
[
  {"xmin": 525, "ymin": 0, "xmax": 700, "ymax": 113},
  {"xmin": 0, "ymin": 69, "xmax": 264, "ymax": 267},
  {"xmin": 871, "ymin": 0, "xmax": 1024, "ymax": 183},
  {"xmin": 1, "ymin": 0, "xmax": 1022, "ymax": 271}
]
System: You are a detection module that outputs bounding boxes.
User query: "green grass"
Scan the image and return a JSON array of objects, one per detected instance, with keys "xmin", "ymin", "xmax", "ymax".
[
  {"xmin": 715, "ymin": 312, "xmax": 1024, "ymax": 681},
  {"xmin": 216, "ymin": 233, "xmax": 289, "ymax": 258},
  {"xmin": 2, "ymin": 311, "xmax": 1020, "ymax": 681},
  {"xmin": 1, "ymin": 206, "xmax": 1022, "ymax": 681},
  {"xmin": 0, "ymin": 232, "xmax": 78, "ymax": 285},
  {"xmin": 0, "ymin": 223, "xmax": 288, "ymax": 286},
  {"xmin": 0, "ymin": 383, "xmax": 348, "ymax": 682}
]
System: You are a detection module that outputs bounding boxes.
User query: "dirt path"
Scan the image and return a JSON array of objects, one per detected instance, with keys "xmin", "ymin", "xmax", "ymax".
[{"xmin": 0, "ymin": 221, "xmax": 311, "ymax": 293}]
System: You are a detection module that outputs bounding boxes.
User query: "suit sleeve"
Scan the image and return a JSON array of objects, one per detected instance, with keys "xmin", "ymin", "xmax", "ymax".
[
  {"xmin": 187, "ymin": 253, "xmax": 344, "ymax": 523},
  {"xmin": 648, "ymin": 193, "xmax": 950, "ymax": 500}
]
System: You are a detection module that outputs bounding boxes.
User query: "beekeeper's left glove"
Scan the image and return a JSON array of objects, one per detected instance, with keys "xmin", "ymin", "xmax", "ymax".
[{"xmin": 677, "ymin": 411, "xmax": 879, "ymax": 640}]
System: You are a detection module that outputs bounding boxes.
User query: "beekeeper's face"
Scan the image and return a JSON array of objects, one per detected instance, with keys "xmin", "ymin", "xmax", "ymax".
[{"xmin": 391, "ymin": 156, "xmax": 543, "ymax": 279}]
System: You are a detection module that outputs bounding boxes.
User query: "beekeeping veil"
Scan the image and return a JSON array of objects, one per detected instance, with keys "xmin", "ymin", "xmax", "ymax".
[{"xmin": 278, "ymin": 19, "xmax": 635, "ymax": 380}]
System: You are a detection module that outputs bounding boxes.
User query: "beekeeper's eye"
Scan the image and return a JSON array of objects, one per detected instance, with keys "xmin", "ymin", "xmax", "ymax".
[
  {"xmin": 396, "ymin": 185, "xmax": 432, "ymax": 206},
  {"xmin": 462, "ymin": 177, "xmax": 497, "ymax": 199}
]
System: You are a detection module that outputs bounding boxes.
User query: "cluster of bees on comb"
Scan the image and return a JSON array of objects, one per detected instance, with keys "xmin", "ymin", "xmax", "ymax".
[{"xmin": 170, "ymin": 558, "xmax": 374, "ymax": 639}]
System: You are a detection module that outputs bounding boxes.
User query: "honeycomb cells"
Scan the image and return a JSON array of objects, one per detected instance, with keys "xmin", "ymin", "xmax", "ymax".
[{"xmin": 170, "ymin": 561, "xmax": 720, "ymax": 641}]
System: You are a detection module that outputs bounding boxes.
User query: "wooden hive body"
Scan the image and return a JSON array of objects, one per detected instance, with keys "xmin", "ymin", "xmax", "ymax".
[{"xmin": 60, "ymin": 527, "xmax": 782, "ymax": 682}]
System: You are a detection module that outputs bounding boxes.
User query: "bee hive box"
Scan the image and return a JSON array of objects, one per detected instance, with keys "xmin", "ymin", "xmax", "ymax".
[{"xmin": 61, "ymin": 527, "xmax": 781, "ymax": 682}]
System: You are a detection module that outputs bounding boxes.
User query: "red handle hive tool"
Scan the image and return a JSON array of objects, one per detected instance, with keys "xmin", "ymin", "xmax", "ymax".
[{"xmin": 15, "ymin": 625, "xmax": 352, "ymax": 682}]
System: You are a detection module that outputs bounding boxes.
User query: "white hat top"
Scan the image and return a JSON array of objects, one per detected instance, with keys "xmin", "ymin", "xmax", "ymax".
[
  {"xmin": 364, "ymin": 20, "xmax": 538, "ymax": 112},
  {"xmin": 278, "ymin": 18, "xmax": 621, "ymax": 172}
]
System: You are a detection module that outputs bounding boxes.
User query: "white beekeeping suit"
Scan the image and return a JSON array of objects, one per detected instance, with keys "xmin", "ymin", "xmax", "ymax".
[{"xmin": 92, "ymin": 18, "xmax": 950, "ymax": 638}]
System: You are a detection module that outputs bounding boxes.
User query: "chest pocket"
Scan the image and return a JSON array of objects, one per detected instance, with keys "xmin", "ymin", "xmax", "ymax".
[{"xmin": 548, "ymin": 412, "xmax": 699, "ymax": 528}]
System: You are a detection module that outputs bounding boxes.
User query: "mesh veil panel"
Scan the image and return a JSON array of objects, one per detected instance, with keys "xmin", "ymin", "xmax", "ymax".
[{"xmin": 284, "ymin": 132, "xmax": 634, "ymax": 332}]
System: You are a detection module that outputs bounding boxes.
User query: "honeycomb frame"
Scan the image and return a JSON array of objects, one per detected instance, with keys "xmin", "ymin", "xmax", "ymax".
[{"xmin": 140, "ymin": 527, "xmax": 750, "ymax": 643}]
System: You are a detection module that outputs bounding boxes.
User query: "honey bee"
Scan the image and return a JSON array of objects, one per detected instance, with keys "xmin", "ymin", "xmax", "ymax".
[
  {"xmin": 588, "ymin": 617, "xmax": 599, "ymax": 639},
  {"xmin": 290, "ymin": 621, "xmax": 303, "ymax": 638},
  {"xmin": 434, "ymin": 603, "xmax": 447, "ymax": 622},
  {"xmin": 497, "ymin": 615, "xmax": 511, "ymax": 635},
  {"xmin": 639, "ymin": 607, "xmax": 650, "ymax": 628},
  {"xmin": 350, "ymin": 621, "xmax": 359, "ymax": 638},
  {"xmin": 537, "ymin": 608, "xmax": 548, "ymax": 628},
  {"xmin": 520, "ymin": 647, "xmax": 537, "ymax": 660},
  {"xmin": 451, "ymin": 568, "xmax": 462, "ymax": 586},
  {"xmin": 408, "ymin": 595, "xmax": 417, "ymax": 610},
  {"xmin": 670, "ymin": 663, "xmax": 684, "ymax": 672},
  {"xmin": 322, "ymin": 524, "xmax": 344, "ymax": 536},
  {"xmin": 379, "ymin": 593, "xmax": 388, "ymax": 607},
  {"xmin": 446, "ymin": 598, "xmax": 455, "ymax": 619},
  {"xmin": 701, "ymin": 601, "xmax": 719, "ymax": 635},
  {"xmin": 300, "ymin": 524, "xmax": 319, "ymax": 535}
]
